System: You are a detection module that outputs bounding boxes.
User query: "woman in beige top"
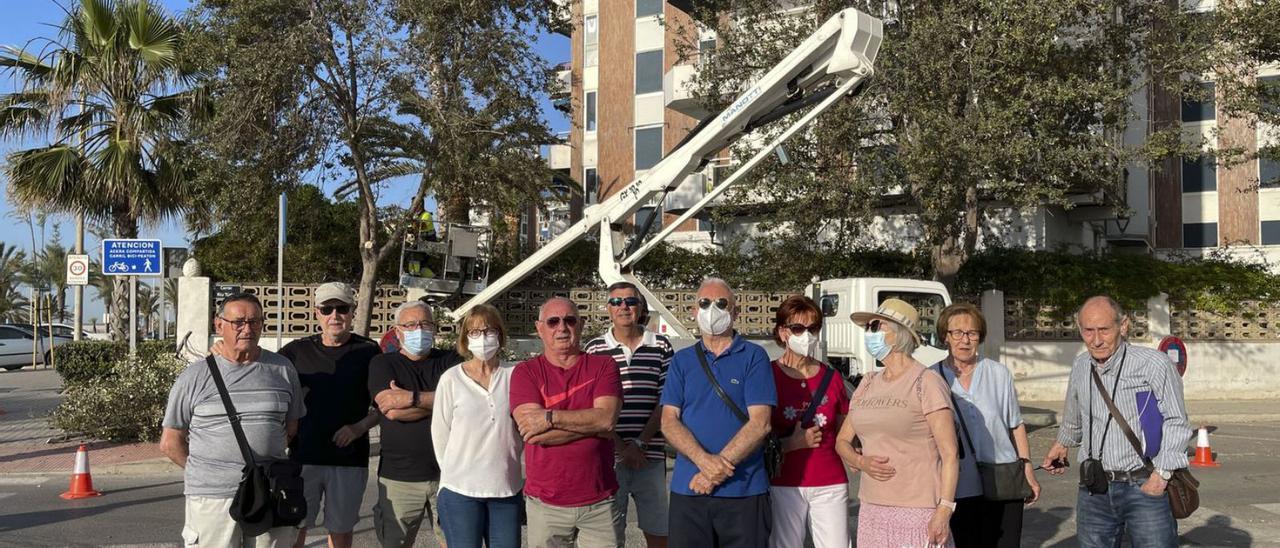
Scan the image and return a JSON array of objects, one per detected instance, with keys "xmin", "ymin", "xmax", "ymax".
[{"xmin": 835, "ymin": 298, "xmax": 960, "ymax": 547}]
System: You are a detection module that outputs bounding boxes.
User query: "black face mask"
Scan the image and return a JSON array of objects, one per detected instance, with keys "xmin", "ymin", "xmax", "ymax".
[{"xmin": 1080, "ymin": 458, "xmax": 1109, "ymax": 494}]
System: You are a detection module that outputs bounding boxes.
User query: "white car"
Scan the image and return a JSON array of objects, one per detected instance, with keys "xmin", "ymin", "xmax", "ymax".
[{"xmin": 0, "ymin": 325, "xmax": 73, "ymax": 371}]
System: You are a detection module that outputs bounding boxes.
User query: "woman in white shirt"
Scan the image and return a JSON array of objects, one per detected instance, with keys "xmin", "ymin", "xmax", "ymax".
[{"xmin": 431, "ymin": 304, "xmax": 523, "ymax": 548}]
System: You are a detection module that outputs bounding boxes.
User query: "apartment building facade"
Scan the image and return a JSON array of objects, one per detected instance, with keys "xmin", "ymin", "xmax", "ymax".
[{"xmin": 539, "ymin": 0, "xmax": 1280, "ymax": 267}]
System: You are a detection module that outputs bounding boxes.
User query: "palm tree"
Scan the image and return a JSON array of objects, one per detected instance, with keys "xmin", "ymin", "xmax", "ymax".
[
  {"xmin": 0, "ymin": 0, "xmax": 205, "ymax": 341},
  {"xmin": 0, "ymin": 243, "xmax": 29, "ymax": 323},
  {"xmin": 136, "ymin": 283, "xmax": 158, "ymax": 338}
]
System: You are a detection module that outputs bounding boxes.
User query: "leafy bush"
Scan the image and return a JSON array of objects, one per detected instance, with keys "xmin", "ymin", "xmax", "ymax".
[
  {"xmin": 56, "ymin": 340, "xmax": 179, "ymax": 385},
  {"xmin": 51, "ymin": 352, "xmax": 185, "ymax": 442}
]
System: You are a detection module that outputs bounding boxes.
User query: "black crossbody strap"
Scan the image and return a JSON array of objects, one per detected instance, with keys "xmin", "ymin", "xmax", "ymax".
[
  {"xmin": 799, "ymin": 367, "xmax": 837, "ymax": 426},
  {"xmin": 694, "ymin": 343, "xmax": 748, "ymax": 424},
  {"xmin": 1089, "ymin": 366, "xmax": 1153, "ymax": 472},
  {"xmin": 205, "ymin": 355, "xmax": 257, "ymax": 467},
  {"xmin": 935, "ymin": 364, "xmax": 973, "ymax": 460}
]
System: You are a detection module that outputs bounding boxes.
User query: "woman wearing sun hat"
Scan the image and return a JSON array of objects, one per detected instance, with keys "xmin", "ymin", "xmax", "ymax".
[{"xmin": 834, "ymin": 298, "xmax": 960, "ymax": 547}]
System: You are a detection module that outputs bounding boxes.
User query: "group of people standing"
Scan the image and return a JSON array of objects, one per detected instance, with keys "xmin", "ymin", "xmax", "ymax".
[{"xmin": 159, "ymin": 277, "xmax": 1192, "ymax": 548}]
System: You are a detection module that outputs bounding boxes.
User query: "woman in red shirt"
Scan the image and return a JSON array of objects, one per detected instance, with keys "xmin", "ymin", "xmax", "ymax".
[{"xmin": 768, "ymin": 296, "xmax": 851, "ymax": 548}]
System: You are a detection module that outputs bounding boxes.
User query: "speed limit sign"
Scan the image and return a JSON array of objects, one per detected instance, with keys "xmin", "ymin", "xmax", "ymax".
[{"xmin": 66, "ymin": 254, "xmax": 90, "ymax": 286}]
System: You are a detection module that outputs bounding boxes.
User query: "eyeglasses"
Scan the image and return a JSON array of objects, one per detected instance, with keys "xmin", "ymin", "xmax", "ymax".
[
  {"xmin": 866, "ymin": 319, "xmax": 882, "ymax": 333},
  {"xmin": 783, "ymin": 323, "xmax": 821, "ymax": 335},
  {"xmin": 540, "ymin": 316, "xmax": 579, "ymax": 329},
  {"xmin": 398, "ymin": 320, "xmax": 436, "ymax": 330},
  {"xmin": 607, "ymin": 296, "xmax": 642, "ymax": 308},
  {"xmin": 220, "ymin": 317, "xmax": 264, "ymax": 330},
  {"xmin": 947, "ymin": 329, "xmax": 981, "ymax": 341},
  {"xmin": 467, "ymin": 328, "xmax": 500, "ymax": 338},
  {"xmin": 697, "ymin": 297, "xmax": 730, "ymax": 310},
  {"xmin": 318, "ymin": 304, "xmax": 352, "ymax": 316}
]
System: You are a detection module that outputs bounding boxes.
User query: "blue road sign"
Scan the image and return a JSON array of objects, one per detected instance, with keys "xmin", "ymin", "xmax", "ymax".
[{"xmin": 102, "ymin": 239, "xmax": 163, "ymax": 276}]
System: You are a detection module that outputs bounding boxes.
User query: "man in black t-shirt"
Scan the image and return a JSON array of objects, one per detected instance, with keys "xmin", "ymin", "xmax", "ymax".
[
  {"xmin": 368, "ymin": 301, "xmax": 463, "ymax": 548},
  {"xmin": 280, "ymin": 282, "xmax": 381, "ymax": 548}
]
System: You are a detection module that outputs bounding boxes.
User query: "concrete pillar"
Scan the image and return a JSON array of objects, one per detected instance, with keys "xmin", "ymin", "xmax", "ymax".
[
  {"xmin": 1148, "ymin": 292, "xmax": 1171, "ymax": 338},
  {"xmin": 177, "ymin": 275, "xmax": 211, "ymax": 363},
  {"xmin": 980, "ymin": 289, "xmax": 1005, "ymax": 361}
]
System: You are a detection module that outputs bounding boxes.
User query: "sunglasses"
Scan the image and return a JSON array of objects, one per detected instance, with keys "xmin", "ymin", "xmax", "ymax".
[
  {"xmin": 541, "ymin": 316, "xmax": 579, "ymax": 329},
  {"xmin": 318, "ymin": 304, "xmax": 352, "ymax": 316},
  {"xmin": 783, "ymin": 323, "xmax": 821, "ymax": 335},
  {"xmin": 697, "ymin": 297, "xmax": 730, "ymax": 310},
  {"xmin": 867, "ymin": 319, "xmax": 882, "ymax": 332},
  {"xmin": 607, "ymin": 296, "xmax": 642, "ymax": 307}
]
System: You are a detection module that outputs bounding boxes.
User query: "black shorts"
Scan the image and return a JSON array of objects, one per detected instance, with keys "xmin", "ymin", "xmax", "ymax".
[{"xmin": 669, "ymin": 492, "xmax": 771, "ymax": 548}]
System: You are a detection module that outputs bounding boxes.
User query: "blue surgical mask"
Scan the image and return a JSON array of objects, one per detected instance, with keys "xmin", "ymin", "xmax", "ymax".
[
  {"xmin": 400, "ymin": 329, "xmax": 432, "ymax": 356},
  {"xmin": 864, "ymin": 331, "xmax": 891, "ymax": 361}
]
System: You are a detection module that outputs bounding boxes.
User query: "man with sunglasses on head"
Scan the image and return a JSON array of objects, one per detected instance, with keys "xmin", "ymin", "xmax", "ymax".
[
  {"xmin": 161, "ymin": 292, "xmax": 305, "ymax": 547},
  {"xmin": 584, "ymin": 282, "xmax": 674, "ymax": 548},
  {"xmin": 368, "ymin": 301, "xmax": 463, "ymax": 548},
  {"xmin": 278, "ymin": 282, "xmax": 381, "ymax": 548},
  {"xmin": 660, "ymin": 278, "xmax": 777, "ymax": 548},
  {"xmin": 510, "ymin": 297, "xmax": 623, "ymax": 547}
]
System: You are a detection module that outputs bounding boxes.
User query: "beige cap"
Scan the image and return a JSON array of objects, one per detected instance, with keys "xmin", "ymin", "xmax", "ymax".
[
  {"xmin": 850, "ymin": 298, "xmax": 922, "ymax": 344},
  {"xmin": 315, "ymin": 282, "xmax": 356, "ymax": 306}
]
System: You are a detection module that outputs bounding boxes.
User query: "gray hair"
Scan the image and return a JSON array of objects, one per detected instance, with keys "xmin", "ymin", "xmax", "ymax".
[
  {"xmin": 217, "ymin": 292, "xmax": 262, "ymax": 317},
  {"xmin": 538, "ymin": 297, "xmax": 578, "ymax": 321},
  {"xmin": 1076, "ymin": 296, "xmax": 1126, "ymax": 325},
  {"xmin": 697, "ymin": 277, "xmax": 735, "ymax": 297},
  {"xmin": 885, "ymin": 321, "xmax": 919, "ymax": 355},
  {"xmin": 395, "ymin": 300, "xmax": 432, "ymax": 323}
]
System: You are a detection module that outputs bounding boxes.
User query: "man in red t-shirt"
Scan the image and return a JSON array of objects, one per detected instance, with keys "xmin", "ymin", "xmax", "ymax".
[{"xmin": 510, "ymin": 297, "xmax": 623, "ymax": 547}]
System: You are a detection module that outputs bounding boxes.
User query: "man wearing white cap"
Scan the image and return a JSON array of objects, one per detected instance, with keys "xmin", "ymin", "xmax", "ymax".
[{"xmin": 279, "ymin": 282, "xmax": 381, "ymax": 548}]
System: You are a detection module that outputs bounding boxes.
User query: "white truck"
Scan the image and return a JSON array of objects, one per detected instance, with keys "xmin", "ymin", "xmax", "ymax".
[{"xmin": 806, "ymin": 278, "xmax": 952, "ymax": 378}]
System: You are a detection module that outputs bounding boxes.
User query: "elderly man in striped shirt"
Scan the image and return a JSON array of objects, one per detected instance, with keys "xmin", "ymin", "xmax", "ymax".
[
  {"xmin": 585, "ymin": 281, "xmax": 674, "ymax": 548},
  {"xmin": 1042, "ymin": 295, "xmax": 1192, "ymax": 548}
]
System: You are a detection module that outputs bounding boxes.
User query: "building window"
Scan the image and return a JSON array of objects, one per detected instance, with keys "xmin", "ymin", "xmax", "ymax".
[
  {"xmin": 636, "ymin": 0, "xmax": 662, "ymax": 17},
  {"xmin": 1181, "ymin": 155, "xmax": 1216, "ymax": 192},
  {"xmin": 584, "ymin": 15, "xmax": 599, "ymax": 67},
  {"xmin": 1263, "ymin": 221, "xmax": 1280, "ymax": 245},
  {"xmin": 1181, "ymin": 81, "xmax": 1215, "ymax": 123},
  {"xmin": 698, "ymin": 217, "xmax": 713, "ymax": 232},
  {"xmin": 584, "ymin": 168, "xmax": 598, "ymax": 204},
  {"xmin": 635, "ymin": 206, "xmax": 662, "ymax": 231},
  {"xmin": 585, "ymin": 91, "xmax": 597, "ymax": 132},
  {"xmin": 1183, "ymin": 222, "xmax": 1218, "ymax": 248},
  {"xmin": 1262, "ymin": 156, "xmax": 1280, "ymax": 188},
  {"xmin": 635, "ymin": 126, "xmax": 663, "ymax": 170},
  {"xmin": 635, "ymin": 50, "xmax": 663, "ymax": 95}
]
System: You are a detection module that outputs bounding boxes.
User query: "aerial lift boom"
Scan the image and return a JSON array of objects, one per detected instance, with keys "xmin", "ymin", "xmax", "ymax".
[{"xmin": 451, "ymin": 8, "xmax": 883, "ymax": 337}]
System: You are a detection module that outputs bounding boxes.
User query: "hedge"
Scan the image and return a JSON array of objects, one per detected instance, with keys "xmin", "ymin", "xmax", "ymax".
[
  {"xmin": 51, "ymin": 352, "xmax": 184, "ymax": 442},
  {"xmin": 56, "ymin": 340, "xmax": 178, "ymax": 386}
]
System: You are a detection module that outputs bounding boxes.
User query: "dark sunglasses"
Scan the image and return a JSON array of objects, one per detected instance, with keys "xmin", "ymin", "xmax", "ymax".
[
  {"xmin": 607, "ymin": 296, "xmax": 642, "ymax": 307},
  {"xmin": 318, "ymin": 304, "xmax": 353, "ymax": 316},
  {"xmin": 541, "ymin": 316, "xmax": 580, "ymax": 329},
  {"xmin": 697, "ymin": 297, "xmax": 730, "ymax": 310},
  {"xmin": 783, "ymin": 323, "xmax": 821, "ymax": 335},
  {"xmin": 867, "ymin": 319, "xmax": 882, "ymax": 332}
]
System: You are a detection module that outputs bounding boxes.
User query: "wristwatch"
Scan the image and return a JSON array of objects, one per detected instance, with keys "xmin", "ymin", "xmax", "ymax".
[
  {"xmin": 1155, "ymin": 468, "xmax": 1172, "ymax": 481},
  {"xmin": 545, "ymin": 410, "xmax": 554, "ymax": 428},
  {"xmin": 938, "ymin": 499, "xmax": 957, "ymax": 511}
]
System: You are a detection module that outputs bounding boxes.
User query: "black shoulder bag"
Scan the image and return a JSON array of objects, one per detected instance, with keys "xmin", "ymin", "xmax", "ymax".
[
  {"xmin": 1089, "ymin": 366, "xmax": 1199, "ymax": 519},
  {"xmin": 935, "ymin": 364, "xmax": 1032, "ymax": 501},
  {"xmin": 205, "ymin": 356, "xmax": 307, "ymax": 535},
  {"xmin": 694, "ymin": 344, "xmax": 784, "ymax": 478}
]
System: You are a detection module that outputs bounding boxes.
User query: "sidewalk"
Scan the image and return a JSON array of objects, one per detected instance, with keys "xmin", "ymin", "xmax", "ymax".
[{"xmin": 1020, "ymin": 399, "xmax": 1280, "ymax": 428}]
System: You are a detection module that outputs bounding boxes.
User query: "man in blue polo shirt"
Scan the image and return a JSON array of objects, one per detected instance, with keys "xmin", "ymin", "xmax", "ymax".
[{"xmin": 661, "ymin": 278, "xmax": 776, "ymax": 548}]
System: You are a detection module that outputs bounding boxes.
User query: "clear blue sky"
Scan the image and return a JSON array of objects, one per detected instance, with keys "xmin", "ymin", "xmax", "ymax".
[{"xmin": 0, "ymin": 0, "xmax": 569, "ymax": 319}]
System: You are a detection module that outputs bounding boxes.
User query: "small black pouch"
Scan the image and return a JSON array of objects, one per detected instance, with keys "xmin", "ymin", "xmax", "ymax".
[{"xmin": 1080, "ymin": 458, "xmax": 1109, "ymax": 494}]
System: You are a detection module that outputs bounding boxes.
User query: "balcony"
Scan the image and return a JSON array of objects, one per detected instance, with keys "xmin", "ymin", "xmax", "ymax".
[
  {"xmin": 547, "ymin": 143, "xmax": 571, "ymax": 171},
  {"xmin": 551, "ymin": 63, "xmax": 572, "ymax": 112},
  {"xmin": 550, "ymin": 0, "xmax": 572, "ymax": 36},
  {"xmin": 664, "ymin": 63, "xmax": 711, "ymax": 120}
]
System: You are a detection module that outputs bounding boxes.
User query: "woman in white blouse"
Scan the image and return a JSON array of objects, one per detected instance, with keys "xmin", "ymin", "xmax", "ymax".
[{"xmin": 431, "ymin": 304, "xmax": 523, "ymax": 548}]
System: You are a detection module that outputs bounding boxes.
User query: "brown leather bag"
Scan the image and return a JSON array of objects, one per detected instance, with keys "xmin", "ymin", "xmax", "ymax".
[{"xmin": 1090, "ymin": 368, "xmax": 1199, "ymax": 519}]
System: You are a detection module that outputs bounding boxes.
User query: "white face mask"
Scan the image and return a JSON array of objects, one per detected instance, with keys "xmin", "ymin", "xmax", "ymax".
[
  {"xmin": 786, "ymin": 330, "xmax": 820, "ymax": 358},
  {"xmin": 697, "ymin": 305, "xmax": 733, "ymax": 336},
  {"xmin": 468, "ymin": 333, "xmax": 501, "ymax": 361}
]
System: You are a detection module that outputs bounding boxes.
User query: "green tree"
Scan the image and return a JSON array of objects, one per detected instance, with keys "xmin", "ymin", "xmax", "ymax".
[
  {"xmin": 0, "ymin": 0, "xmax": 206, "ymax": 341},
  {"xmin": 0, "ymin": 243, "xmax": 30, "ymax": 323},
  {"xmin": 188, "ymin": 0, "xmax": 566, "ymax": 335},
  {"xmin": 675, "ymin": 0, "xmax": 1260, "ymax": 287}
]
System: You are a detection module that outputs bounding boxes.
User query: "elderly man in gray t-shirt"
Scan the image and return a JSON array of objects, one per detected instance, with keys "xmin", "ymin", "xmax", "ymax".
[{"xmin": 161, "ymin": 293, "xmax": 305, "ymax": 548}]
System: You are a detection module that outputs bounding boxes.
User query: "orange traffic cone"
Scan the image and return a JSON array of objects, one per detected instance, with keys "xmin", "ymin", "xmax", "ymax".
[
  {"xmin": 1189, "ymin": 426, "xmax": 1220, "ymax": 468},
  {"xmin": 60, "ymin": 444, "xmax": 103, "ymax": 499}
]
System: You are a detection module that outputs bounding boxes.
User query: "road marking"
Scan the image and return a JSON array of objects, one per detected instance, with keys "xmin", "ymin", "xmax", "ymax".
[
  {"xmin": 0, "ymin": 492, "xmax": 13, "ymax": 500},
  {"xmin": 101, "ymin": 544, "xmax": 180, "ymax": 548},
  {"xmin": 1254, "ymin": 503, "xmax": 1280, "ymax": 515},
  {"xmin": 0, "ymin": 476, "xmax": 49, "ymax": 485}
]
